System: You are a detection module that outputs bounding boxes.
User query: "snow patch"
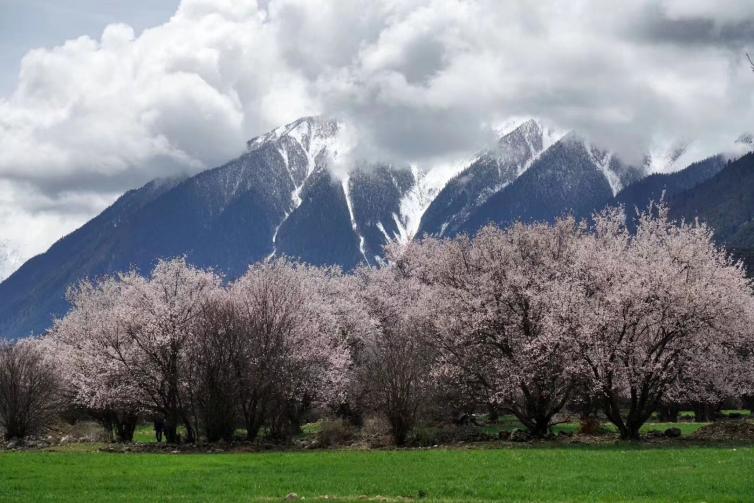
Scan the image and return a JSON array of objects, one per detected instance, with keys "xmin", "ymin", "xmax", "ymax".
[
  {"xmin": 341, "ymin": 175, "xmax": 369, "ymax": 265},
  {"xmin": 261, "ymin": 117, "xmax": 341, "ymax": 259},
  {"xmin": 393, "ymin": 163, "xmax": 465, "ymax": 243},
  {"xmin": 376, "ymin": 221, "xmax": 392, "ymax": 242},
  {"xmin": 644, "ymin": 139, "xmax": 701, "ymax": 175},
  {"xmin": 588, "ymin": 146, "xmax": 621, "ymax": 196}
]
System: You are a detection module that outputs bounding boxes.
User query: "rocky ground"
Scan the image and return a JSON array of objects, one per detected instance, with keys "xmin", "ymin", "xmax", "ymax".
[
  {"xmin": 3, "ymin": 419, "xmax": 753, "ymax": 453},
  {"xmin": 692, "ymin": 421, "xmax": 754, "ymax": 441}
]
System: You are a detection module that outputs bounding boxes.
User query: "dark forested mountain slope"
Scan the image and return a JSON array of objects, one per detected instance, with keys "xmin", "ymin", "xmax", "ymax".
[
  {"xmin": 668, "ymin": 153, "xmax": 754, "ymax": 270},
  {"xmin": 0, "ymin": 177, "xmax": 184, "ymax": 338},
  {"xmin": 614, "ymin": 155, "xmax": 727, "ymax": 214},
  {"xmin": 418, "ymin": 119, "xmax": 554, "ymax": 237},
  {"xmin": 457, "ymin": 135, "xmax": 636, "ymax": 235}
]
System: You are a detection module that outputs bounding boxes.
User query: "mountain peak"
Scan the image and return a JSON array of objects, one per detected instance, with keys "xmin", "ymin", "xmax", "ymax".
[
  {"xmin": 513, "ymin": 118, "xmax": 541, "ymax": 135},
  {"xmin": 246, "ymin": 116, "xmax": 339, "ymax": 152}
]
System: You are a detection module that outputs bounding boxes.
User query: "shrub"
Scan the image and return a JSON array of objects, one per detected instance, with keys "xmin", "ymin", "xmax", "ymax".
[
  {"xmin": 0, "ymin": 339, "xmax": 62, "ymax": 440},
  {"xmin": 317, "ymin": 419, "xmax": 355, "ymax": 447},
  {"xmin": 360, "ymin": 415, "xmax": 393, "ymax": 448},
  {"xmin": 577, "ymin": 416, "xmax": 603, "ymax": 435}
]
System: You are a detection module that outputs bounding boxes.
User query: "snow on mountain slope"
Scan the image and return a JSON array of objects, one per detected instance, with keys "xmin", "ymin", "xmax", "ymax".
[
  {"xmin": 587, "ymin": 146, "xmax": 644, "ymax": 196},
  {"xmin": 247, "ymin": 117, "xmax": 577, "ymax": 251},
  {"xmin": 458, "ymin": 132, "xmax": 616, "ymax": 235},
  {"xmin": 248, "ymin": 117, "xmax": 344, "ymax": 257},
  {"xmin": 394, "ymin": 163, "xmax": 466, "ymax": 243},
  {"xmin": 644, "ymin": 135, "xmax": 754, "ymax": 176},
  {"xmin": 341, "ymin": 173, "xmax": 370, "ymax": 264},
  {"xmin": 417, "ymin": 118, "xmax": 565, "ymax": 237},
  {"xmin": 0, "ymin": 240, "xmax": 22, "ymax": 282},
  {"xmin": 644, "ymin": 140, "xmax": 693, "ymax": 174},
  {"xmin": 251, "ymin": 117, "xmax": 464, "ymax": 259},
  {"xmin": 249, "ymin": 117, "xmax": 343, "ymax": 207},
  {"xmin": 587, "ymin": 147, "xmax": 620, "ymax": 196}
]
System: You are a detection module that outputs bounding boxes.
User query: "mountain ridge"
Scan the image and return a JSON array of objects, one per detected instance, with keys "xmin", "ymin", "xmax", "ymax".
[{"xmin": 1, "ymin": 116, "xmax": 752, "ymax": 339}]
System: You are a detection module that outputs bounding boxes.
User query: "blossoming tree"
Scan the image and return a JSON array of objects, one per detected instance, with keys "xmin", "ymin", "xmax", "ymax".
[{"xmin": 573, "ymin": 206, "xmax": 754, "ymax": 439}]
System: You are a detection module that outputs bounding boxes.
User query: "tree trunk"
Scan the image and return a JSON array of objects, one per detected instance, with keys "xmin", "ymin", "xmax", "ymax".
[
  {"xmin": 391, "ymin": 422, "xmax": 409, "ymax": 446},
  {"xmin": 184, "ymin": 422, "xmax": 196, "ymax": 444},
  {"xmin": 520, "ymin": 412, "xmax": 552, "ymax": 438},
  {"xmin": 389, "ymin": 413, "xmax": 412, "ymax": 446},
  {"xmin": 619, "ymin": 423, "xmax": 642, "ymax": 441},
  {"xmin": 243, "ymin": 401, "xmax": 265, "ymax": 441},
  {"xmin": 3, "ymin": 418, "xmax": 26, "ymax": 440},
  {"xmin": 164, "ymin": 414, "xmax": 179, "ymax": 444},
  {"xmin": 486, "ymin": 402, "xmax": 500, "ymax": 423},
  {"xmin": 245, "ymin": 421, "xmax": 262, "ymax": 441},
  {"xmin": 657, "ymin": 404, "xmax": 678, "ymax": 423},
  {"xmin": 97, "ymin": 411, "xmax": 116, "ymax": 443},
  {"xmin": 618, "ymin": 411, "xmax": 645, "ymax": 441},
  {"xmin": 114, "ymin": 412, "xmax": 138, "ymax": 442},
  {"xmin": 744, "ymin": 396, "xmax": 754, "ymax": 417},
  {"xmin": 602, "ymin": 392, "xmax": 644, "ymax": 441},
  {"xmin": 694, "ymin": 404, "xmax": 711, "ymax": 422}
]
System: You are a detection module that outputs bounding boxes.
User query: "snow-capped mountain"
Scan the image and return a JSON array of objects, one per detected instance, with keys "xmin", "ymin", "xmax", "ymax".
[
  {"xmin": 244, "ymin": 116, "xmax": 342, "ymax": 258},
  {"xmin": 1, "ymin": 115, "xmax": 751, "ymax": 339},
  {"xmin": 418, "ymin": 124, "xmax": 646, "ymax": 238},
  {"xmin": 452, "ymin": 133, "xmax": 639, "ymax": 235},
  {"xmin": 243, "ymin": 116, "xmax": 462, "ymax": 267},
  {"xmin": 0, "ymin": 115, "xmax": 462, "ymax": 337},
  {"xmin": 418, "ymin": 119, "xmax": 560, "ymax": 237},
  {"xmin": 248, "ymin": 116, "xmax": 468, "ymax": 267}
]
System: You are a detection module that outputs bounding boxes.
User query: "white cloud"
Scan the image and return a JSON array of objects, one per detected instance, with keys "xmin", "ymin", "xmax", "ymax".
[
  {"xmin": 1, "ymin": 0, "xmax": 754, "ymax": 273},
  {"xmin": 0, "ymin": 239, "xmax": 22, "ymax": 282}
]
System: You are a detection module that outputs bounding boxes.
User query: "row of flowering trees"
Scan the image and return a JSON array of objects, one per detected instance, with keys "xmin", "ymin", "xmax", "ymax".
[
  {"xmin": 2, "ymin": 205, "xmax": 753, "ymax": 443},
  {"xmin": 394, "ymin": 206, "xmax": 754, "ymax": 439},
  {"xmin": 43, "ymin": 260, "xmax": 351, "ymax": 443}
]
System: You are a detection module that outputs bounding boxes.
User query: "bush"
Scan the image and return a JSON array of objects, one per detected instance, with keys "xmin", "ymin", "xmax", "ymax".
[
  {"xmin": 317, "ymin": 419, "xmax": 355, "ymax": 447},
  {"xmin": 577, "ymin": 416, "xmax": 604, "ymax": 435},
  {"xmin": 406, "ymin": 424, "xmax": 499, "ymax": 446},
  {"xmin": 360, "ymin": 415, "xmax": 393, "ymax": 448},
  {"xmin": 0, "ymin": 340, "xmax": 62, "ymax": 440}
]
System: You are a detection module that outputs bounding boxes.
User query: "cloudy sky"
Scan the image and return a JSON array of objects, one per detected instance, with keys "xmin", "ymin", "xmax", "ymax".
[{"xmin": 1, "ymin": 0, "xmax": 753, "ymax": 279}]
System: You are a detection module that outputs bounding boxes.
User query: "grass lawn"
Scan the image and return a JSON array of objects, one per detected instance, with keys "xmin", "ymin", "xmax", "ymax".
[{"xmin": 1, "ymin": 445, "xmax": 753, "ymax": 502}]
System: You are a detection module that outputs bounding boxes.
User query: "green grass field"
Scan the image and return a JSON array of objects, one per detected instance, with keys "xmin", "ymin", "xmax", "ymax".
[{"xmin": 1, "ymin": 445, "xmax": 753, "ymax": 502}]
